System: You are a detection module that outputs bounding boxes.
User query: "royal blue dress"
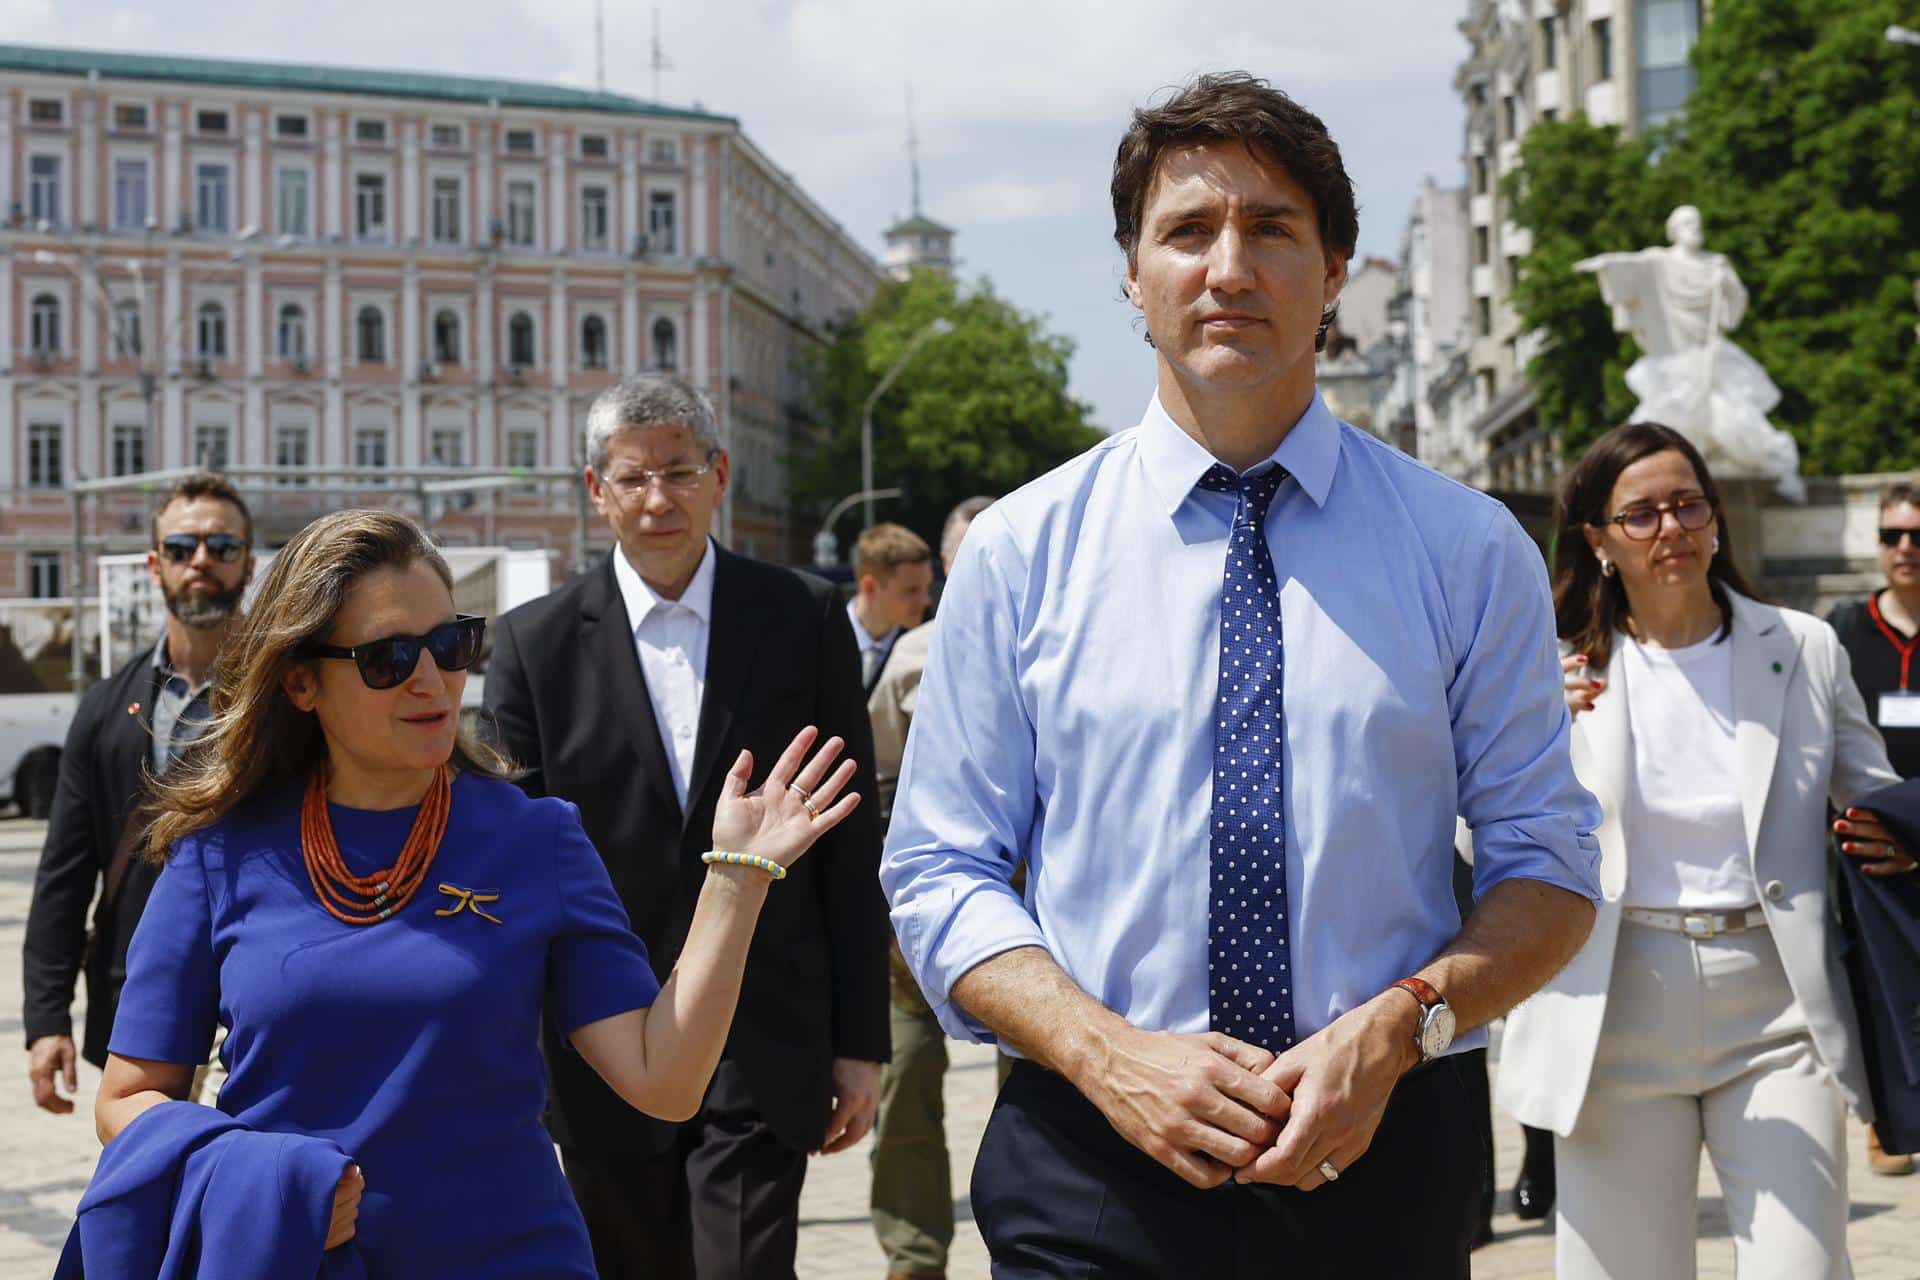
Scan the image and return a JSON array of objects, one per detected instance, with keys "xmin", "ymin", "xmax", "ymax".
[{"xmin": 109, "ymin": 772, "xmax": 661, "ymax": 1277}]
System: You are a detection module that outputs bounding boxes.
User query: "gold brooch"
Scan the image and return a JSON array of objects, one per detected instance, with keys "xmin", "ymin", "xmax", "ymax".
[{"xmin": 433, "ymin": 883, "xmax": 504, "ymax": 924}]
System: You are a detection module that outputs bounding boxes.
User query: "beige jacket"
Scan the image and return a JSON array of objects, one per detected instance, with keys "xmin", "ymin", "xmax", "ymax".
[
  {"xmin": 1498, "ymin": 592, "xmax": 1897, "ymax": 1135},
  {"xmin": 869, "ymin": 621, "xmax": 935, "ymax": 821}
]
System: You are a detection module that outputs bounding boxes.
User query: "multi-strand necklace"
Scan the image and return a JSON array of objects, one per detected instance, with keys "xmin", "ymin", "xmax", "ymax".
[{"xmin": 300, "ymin": 766, "xmax": 452, "ymax": 925}]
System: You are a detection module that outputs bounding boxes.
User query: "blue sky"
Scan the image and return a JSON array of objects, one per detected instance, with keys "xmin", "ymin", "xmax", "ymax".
[{"xmin": 5, "ymin": 0, "xmax": 1470, "ymax": 433}]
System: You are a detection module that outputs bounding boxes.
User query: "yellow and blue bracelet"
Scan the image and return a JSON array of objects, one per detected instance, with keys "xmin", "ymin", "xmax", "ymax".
[{"xmin": 700, "ymin": 850, "xmax": 788, "ymax": 881}]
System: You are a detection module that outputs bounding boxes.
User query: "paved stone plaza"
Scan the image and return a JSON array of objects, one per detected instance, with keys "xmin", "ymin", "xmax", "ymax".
[{"xmin": 2, "ymin": 817, "xmax": 1915, "ymax": 1277}]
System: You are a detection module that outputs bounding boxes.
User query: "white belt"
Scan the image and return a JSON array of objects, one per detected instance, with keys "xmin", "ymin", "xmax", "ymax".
[{"xmin": 1621, "ymin": 905, "xmax": 1768, "ymax": 939}]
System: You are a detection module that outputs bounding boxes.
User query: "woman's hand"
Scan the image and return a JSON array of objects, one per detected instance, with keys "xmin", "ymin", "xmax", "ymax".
[
  {"xmin": 710, "ymin": 726, "xmax": 861, "ymax": 869},
  {"xmin": 1563, "ymin": 653, "xmax": 1606, "ymax": 718},
  {"xmin": 1835, "ymin": 808, "xmax": 1920, "ymax": 876},
  {"xmin": 326, "ymin": 1164, "xmax": 364, "ymax": 1250}
]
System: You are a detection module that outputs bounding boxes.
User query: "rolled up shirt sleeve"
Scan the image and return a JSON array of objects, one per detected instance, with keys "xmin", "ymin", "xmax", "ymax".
[
  {"xmin": 1448, "ymin": 507, "xmax": 1603, "ymax": 903},
  {"xmin": 880, "ymin": 512, "xmax": 1050, "ymax": 1043}
]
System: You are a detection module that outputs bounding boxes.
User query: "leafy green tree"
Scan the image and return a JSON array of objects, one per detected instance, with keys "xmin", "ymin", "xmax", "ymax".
[
  {"xmin": 1508, "ymin": 0, "xmax": 1920, "ymax": 470},
  {"xmin": 793, "ymin": 270, "xmax": 1101, "ymax": 552}
]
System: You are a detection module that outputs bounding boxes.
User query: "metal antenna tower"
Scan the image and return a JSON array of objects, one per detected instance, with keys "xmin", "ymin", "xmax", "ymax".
[
  {"xmin": 907, "ymin": 86, "xmax": 923, "ymax": 217},
  {"xmin": 650, "ymin": 7, "xmax": 675, "ymax": 102}
]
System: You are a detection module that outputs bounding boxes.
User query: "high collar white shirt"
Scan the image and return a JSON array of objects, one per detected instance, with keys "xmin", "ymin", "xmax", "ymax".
[{"xmin": 612, "ymin": 539, "xmax": 717, "ymax": 812}]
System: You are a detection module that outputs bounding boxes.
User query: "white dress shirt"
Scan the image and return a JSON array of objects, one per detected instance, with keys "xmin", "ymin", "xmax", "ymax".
[
  {"xmin": 612, "ymin": 538, "xmax": 717, "ymax": 812},
  {"xmin": 847, "ymin": 599, "xmax": 900, "ymax": 687}
]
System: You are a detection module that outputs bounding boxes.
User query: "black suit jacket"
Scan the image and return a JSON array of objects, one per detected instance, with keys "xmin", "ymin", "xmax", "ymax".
[
  {"xmin": 483, "ymin": 548, "xmax": 889, "ymax": 1157},
  {"xmin": 1843, "ymin": 779, "xmax": 1920, "ymax": 1154},
  {"xmin": 22, "ymin": 647, "xmax": 167, "ymax": 1068}
]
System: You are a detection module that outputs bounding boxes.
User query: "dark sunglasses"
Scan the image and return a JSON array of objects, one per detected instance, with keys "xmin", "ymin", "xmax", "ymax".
[
  {"xmin": 158, "ymin": 532, "xmax": 249, "ymax": 564},
  {"xmin": 1879, "ymin": 527, "xmax": 1920, "ymax": 549},
  {"xmin": 1594, "ymin": 496, "xmax": 1717, "ymax": 542},
  {"xmin": 304, "ymin": 615, "xmax": 487, "ymax": 690}
]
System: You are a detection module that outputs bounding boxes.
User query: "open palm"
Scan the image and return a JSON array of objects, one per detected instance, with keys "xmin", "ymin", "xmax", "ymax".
[{"xmin": 711, "ymin": 726, "xmax": 861, "ymax": 869}]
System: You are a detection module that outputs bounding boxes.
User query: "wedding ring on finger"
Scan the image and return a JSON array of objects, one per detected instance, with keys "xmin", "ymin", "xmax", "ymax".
[
  {"xmin": 1318, "ymin": 1159, "xmax": 1341, "ymax": 1183},
  {"xmin": 787, "ymin": 782, "xmax": 820, "ymax": 820}
]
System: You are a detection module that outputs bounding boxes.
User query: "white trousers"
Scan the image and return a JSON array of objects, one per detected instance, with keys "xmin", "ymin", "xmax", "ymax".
[{"xmin": 1555, "ymin": 921, "xmax": 1851, "ymax": 1280}]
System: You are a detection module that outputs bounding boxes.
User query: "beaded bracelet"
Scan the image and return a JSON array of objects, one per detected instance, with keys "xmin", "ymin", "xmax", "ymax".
[{"xmin": 700, "ymin": 850, "xmax": 788, "ymax": 881}]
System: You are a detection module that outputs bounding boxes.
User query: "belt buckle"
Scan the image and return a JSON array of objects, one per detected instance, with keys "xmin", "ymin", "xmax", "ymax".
[{"xmin": 1681, "ymin": 913, "xmax": 1718, "ymax": 939}]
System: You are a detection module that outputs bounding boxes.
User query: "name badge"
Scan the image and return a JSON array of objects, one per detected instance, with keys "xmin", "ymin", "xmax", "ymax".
[{"xmin": 1879, "ymin": 693, "xmax": 1920, "ymax": 729}]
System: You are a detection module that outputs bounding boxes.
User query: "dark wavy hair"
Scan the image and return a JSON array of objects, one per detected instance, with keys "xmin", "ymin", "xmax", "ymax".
[{"xmin": 1553, "ymin": 422, "xmax": 1763, "ymax": 671}]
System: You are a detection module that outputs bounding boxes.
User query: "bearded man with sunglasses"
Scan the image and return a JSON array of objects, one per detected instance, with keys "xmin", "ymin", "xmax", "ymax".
[{"xmin": 24, "ymin": 473, "xmax": 255, "ymax": 1115}]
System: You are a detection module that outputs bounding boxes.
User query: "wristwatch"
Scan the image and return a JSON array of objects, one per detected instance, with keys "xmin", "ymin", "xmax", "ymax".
[{"xmin": 1391, "ymin": 977, "xmax": 1456, "ymax": 1064}]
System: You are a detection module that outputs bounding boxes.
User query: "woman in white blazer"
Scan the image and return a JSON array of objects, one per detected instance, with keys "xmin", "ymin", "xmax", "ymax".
[{"xmin": 1497, "ymin": 423, "xmax": 1915, "ymax": 1279}]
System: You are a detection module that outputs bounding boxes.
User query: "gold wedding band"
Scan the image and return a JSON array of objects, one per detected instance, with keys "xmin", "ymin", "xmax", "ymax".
[
  {"xmin": 788, "ymin": 782, "xmax": 820, "ymax": 820},
  {"xmin": 1318, "ymin": 1159, "xmax": 1340, "ymax": 1183}
]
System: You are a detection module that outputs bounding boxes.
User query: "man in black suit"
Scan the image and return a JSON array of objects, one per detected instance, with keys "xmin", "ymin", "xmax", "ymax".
[
  {"xmin": 483, "ymin": 372, "xmax": 889, "ymax": 1280},
  {"xmin": 23, "ymin": 473, "xmax": 255, "ymax": 1113},
  {"xmin": 848, "ymin": 523, "xmax": 933, "ymax": 695}
]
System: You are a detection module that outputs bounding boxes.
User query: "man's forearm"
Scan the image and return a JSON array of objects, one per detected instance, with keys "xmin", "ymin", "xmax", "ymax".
[
  {"xmin": 949, "ymin": 945, "xmax": 1132, "ymax": 1082},
  {"xmin": 1413, "ymin": 877, "xmax": 1595, "ymax": 1032}
]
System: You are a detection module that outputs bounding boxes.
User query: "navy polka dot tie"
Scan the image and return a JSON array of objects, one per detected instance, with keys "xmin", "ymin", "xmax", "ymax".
[{"xmin": 1197, "ymin": 462, "xmax": 1295, "ymax": 1053}]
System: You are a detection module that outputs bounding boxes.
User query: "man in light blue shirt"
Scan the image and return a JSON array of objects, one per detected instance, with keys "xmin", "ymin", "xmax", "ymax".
[{"xmin": 880, "ymin": 72, "xmax": 1602, "ymax": 1278}]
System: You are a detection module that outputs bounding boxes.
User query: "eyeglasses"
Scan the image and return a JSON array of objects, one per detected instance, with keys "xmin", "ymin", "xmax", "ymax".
[
  {"xmin": 158, "ymin": 532, "xmax": 249, "ymax": 564},
  {"xmin": 304, "ymin": 615, "xmax": 487, "ymax": 690},
  {"xmin": 600, "ymin": 453, "xmax": 717, "ymax": 500},
  {"xmin": 1879, "ymin": 527, "xmax": 1920, "ymax": 549},
  {"xmin": 1594, "ymin": 496, "xmax": 1717, "ymax": 542}
]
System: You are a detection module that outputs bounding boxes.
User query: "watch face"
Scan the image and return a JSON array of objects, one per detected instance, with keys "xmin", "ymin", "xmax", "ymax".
[{"xmin": 1420, "ymin": 1006, "xmax": 1457, "ymax": 1059}]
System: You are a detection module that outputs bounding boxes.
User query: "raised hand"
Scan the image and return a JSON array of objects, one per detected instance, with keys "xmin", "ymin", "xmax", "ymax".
[
  {"xmin": 710, "ymin": 726, "xmax": 861, "ymax": 869},
  {"xmin": 1563, "ymin": 653, "xmax": 1605, "ymax": 718}
]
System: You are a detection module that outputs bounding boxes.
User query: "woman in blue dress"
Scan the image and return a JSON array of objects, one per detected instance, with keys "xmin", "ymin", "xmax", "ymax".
[{"xmin": 91, "ymin": 509, "xmax": 861, "ymax": 1275}]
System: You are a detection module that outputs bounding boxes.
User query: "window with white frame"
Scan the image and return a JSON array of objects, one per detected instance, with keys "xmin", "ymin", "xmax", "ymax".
[
  {"xmin": 354, "ymin": 118, "xmax": 388, "ymax": 145},
  {"xmin": 580, "ymin": 314, "xmax": 609, "ymax": 369},
  {"xmin": 650, "ymin": 139, "xmax": 677, "ymax": 165},
  {"xmin": 651, "ymin": 317, "xmax": 678, "ymax": 371},
  {"xmin": 28, "ymin": 154, "xmax": 62, "ymax": 224},
  {"xmin": 507, "ymin": 312, "xmax": 536, "ymax": 368},
  {"xmin": 505, "ymin": 427, "xmax": 538, "ymax": 469},
  {"xmin": 430, "ymin": 122, "xmax": 464, "ymax": 149},
  {"xmin": 27, "ymin": 423, "xmax": 64, "ymax": 489},
  {"xmin": 28, "ymin": 553, "xmax": 63, "ymax": 600},
  {"xmin": 581, "ymin": 185, "xmax": 610, "ymax": 252},
  {"xmin": 506, "ymin": 180, "xmax": 537, "ymax": 248},
  {"xmin": 431, "ymin": 176, "xmax": 461, "ymax": 245},
  {"xmin": 114, "ymin": 300, "xmax": 141, "ymax": 356},
  {"xmin": 580, "ymin": 133, "xmax": 609, "ymax": 160},
  {"xmin": 195, "ymin": 162, "xmax": 231, "ymax": 232},
  {"xmin": 112, "ymin": 158, "xmax": 149, "ymax": 231},
  {"xmin": 357, "ymin": 306, "xmax": 386, "ymax": 363},
  {"xmin": 195, "ymin": 109, "xmax": 230, "ymax": 136},
  {"xmin": 355, "ymin": 173, "xmax": 387, "ymax": 241},
  {"xmin": 277, "ymin": 304, "xmax": 307, "ymax": 361},
  {"xmin": 277, "ymin": 167, "xmax": 310, "ymax": 238},
  {"xmin": 504, "ymin": 128, "xmax": 537, "ymax": 155},
  {"xmin": 28, "ymin": 98, "xmax": 64, "ymax": 125},
  {"xmin": 111, "ymin": 423, "xmax": 146, "ymax": 477},
  {"xmin": 274, "ymin": 113, "xmax": 309, "ymax": 140},
  {"xmin": 275, "ymin": 425, "xmax": 312, "ymax": 483},
  {"xmin": 648, "ymin": 190, "xmax": 678, "ymax": 255},
  {"xmin": 196, "ymin": 302, "xmax": 228, "ymax": 360},
  {"xmin": 429, "ymin": 427, "xmax": 466, "ymax": 467},
  {"xmin": 353, "ymin": 426, "xmax": 389, "ymax": 476},
  {"xmin": 113, "ymin": 102, "xmax": 149, "ymax": 132},
  {"xmin": 432, "ymin": 309, "xmax": 461, "ymax": 365},
  {"xmin": 194, "ymin": 424, "xmax": 230, "ymax": 471},
  {"xmin": 29, "ymin": 294, "xmax": 61, "ymax": 356}
]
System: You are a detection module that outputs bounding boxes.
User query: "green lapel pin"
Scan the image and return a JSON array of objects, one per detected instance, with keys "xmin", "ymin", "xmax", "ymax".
[{"xmin": 1771, "ymin": 661, "xmax": 1782, "ymax": 673}]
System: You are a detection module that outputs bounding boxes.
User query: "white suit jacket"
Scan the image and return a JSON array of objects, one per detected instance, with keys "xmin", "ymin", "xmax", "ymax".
[{"xmin": 1497, "ymin": 592, "xmax": 1896, "ymax": 1135}]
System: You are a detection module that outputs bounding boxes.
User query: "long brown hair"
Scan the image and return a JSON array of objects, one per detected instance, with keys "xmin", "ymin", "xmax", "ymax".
[
  {"xmin": 1552, "ymin": 422, "xmax": 1764, "ymax": 671},
  {"xmin": 143, "ymin": 510, "xmax": 512, "ymax": 860}
]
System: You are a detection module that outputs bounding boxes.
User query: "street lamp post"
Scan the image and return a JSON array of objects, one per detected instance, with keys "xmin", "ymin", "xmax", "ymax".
[{"xmin": 860, "ymin": 317, "xmax": 954, "ymax": 530}]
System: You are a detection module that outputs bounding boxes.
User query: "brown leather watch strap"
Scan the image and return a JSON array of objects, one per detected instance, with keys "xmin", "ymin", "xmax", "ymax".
[{"xmin": 1392, "ymin": 976, "xmax": 1443, "ymax": 1010}]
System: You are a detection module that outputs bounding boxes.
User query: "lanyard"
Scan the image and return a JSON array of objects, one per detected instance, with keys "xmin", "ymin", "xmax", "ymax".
[{"xmin": 1868, "ymin": 593, "xmax": 1916, "ymax": 692}]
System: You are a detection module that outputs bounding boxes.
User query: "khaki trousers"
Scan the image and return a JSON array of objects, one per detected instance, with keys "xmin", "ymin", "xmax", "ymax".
[
  {"xmin": 1556, "ymin": 921, "xmax": 1851, "ymax": 1280},
  {"xmin": 871, "ymin": 994, "xmax": 952, "ymax": 1277}
]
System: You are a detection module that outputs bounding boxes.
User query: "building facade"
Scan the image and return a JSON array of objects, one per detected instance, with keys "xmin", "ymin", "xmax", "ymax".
[
  {"xmin": 0, "ymin": 43, "xmax": 884, "ymax": 606},
  {"xmin": 1378, "ymin": 179, "xmax": 1471, "ymax": 472},
  {"xmin": 1447, "ymin": 0, "xmax": 1707, "ymax": 491}
]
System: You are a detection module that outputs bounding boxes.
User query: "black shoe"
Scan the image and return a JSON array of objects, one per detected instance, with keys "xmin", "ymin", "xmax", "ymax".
[
  {"xmin": 1471, "ymin": 1218, "xmax": 1496, "ymax": 1250},
  {"xmin": 1512, "ymin": 1125, "xmax": 1556, "ymax": 1221}
]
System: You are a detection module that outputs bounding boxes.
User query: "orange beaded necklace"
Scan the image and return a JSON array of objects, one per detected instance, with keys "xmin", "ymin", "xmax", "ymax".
[{"xmin": 300, "ymin": 765, "xmax": 452, "ymax": 925}]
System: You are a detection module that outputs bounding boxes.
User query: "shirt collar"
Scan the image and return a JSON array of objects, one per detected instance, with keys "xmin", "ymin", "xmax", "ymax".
[
  {"xmin": 1134, "ymin": 390, "xmax": 1341, "ymax": 518},
  {"xmin": 846, "ymin": 598, "xmax": 900, "ymax": 652},
  {"xmin": 612, "ymin": 537, "xmax": 717, "ymax": 634},
  {"xmin": 151, "ymin": 635, "xmax": 212, "ymax": 694}
]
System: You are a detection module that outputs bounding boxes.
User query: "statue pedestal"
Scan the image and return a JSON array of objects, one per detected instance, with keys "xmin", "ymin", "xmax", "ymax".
[{"xmin": 1718, "ymin": 476, "xmax": 1769, "ymax": 590}]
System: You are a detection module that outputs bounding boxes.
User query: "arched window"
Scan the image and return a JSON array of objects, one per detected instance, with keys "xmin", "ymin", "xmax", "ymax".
[
  {"xmin": 196, "ymin": 301, "xmax": 227, "ymax": 360},
  {"xmin": 651, "ymin": 317, "xmax": 677, "ymax": 372},
  {"xmin": 357, "ymin": 306, "xmax": 385, "ymax": 363},
  {"xmin": 29, "ymin": 293, "xmax": 61, "ymax": 355},
  {"xmin": 277, "ymin": 304, "xmax": 306, "ymax": 360},
  {"xmin": 507, "ymin": 311, "xmax": 536, "ymax": 368},
  {"xmin": 114, "ymin": 299, "xmax": 141, "ymax": 357},
  {"xmin": 432, "ymin": 309, "xmax": 461, "ymax": 365},
  {"xmin": 580, "ymin": 314, "xmax": 608, "ymax": 370}
]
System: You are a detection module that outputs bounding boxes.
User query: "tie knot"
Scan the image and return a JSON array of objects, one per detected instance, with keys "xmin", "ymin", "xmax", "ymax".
[{"xmin": 1196, "ymin": 463, "xmax": 1287, "ymax": 523}]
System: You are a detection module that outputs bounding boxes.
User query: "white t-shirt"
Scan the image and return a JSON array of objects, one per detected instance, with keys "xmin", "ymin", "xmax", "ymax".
[{"xmin": 1619, "ymin": 632, "xmax": 1760, "ymax": 910}]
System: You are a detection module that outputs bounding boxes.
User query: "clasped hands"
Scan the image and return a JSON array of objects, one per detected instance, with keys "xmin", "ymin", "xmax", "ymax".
[{"xmin": 1080, "ymin": 992, "xmax": 1419, "ymax": 1193}]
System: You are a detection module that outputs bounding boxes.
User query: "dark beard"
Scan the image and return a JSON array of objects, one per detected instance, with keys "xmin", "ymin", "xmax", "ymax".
[{"xmin": 165, "ymin": 579, "xmax": 245, "ymax": 629}]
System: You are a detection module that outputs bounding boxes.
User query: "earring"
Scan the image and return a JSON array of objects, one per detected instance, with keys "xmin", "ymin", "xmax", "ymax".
[
  {"xmin": 1711, "ymin": 535, "xmax": 1721, "ymax": 555},
  {"xmin": 1599, "ymin": 558, "xmax": 1617, "ymax": 578}
]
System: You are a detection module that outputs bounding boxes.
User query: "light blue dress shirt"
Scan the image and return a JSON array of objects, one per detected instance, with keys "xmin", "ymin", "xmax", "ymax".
[{"xmin": 880, "ymin": 392, "xmax": 1603, "ymax": 1053}]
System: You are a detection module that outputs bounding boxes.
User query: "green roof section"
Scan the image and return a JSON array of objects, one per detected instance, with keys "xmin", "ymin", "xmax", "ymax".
[
  {"xmin": 885, "ymin": 214, "xmax": 955, "ymax": 236},
  {"xmin": 0, "ymin": 42, "xmax": 735, "ymax": 124}
]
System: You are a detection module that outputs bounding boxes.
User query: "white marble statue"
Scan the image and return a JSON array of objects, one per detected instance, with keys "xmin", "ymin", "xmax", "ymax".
[{"xmin": 1576, "ymin": 205, "xmax": 1805, "ymax": 501}]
